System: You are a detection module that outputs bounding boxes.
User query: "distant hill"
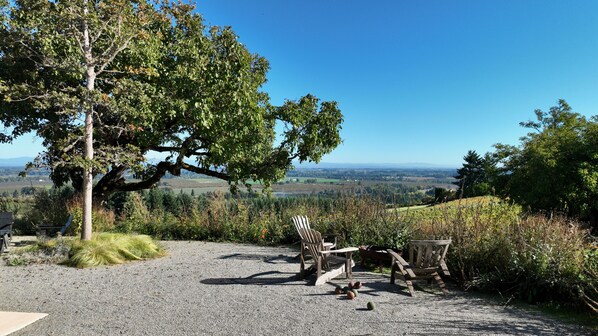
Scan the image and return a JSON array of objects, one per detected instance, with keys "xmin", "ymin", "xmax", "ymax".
[
  {"xmin": 0, "ymin": 157, "xmax": 33, "ymax": 167},
  {"xmin": 0, "ymin": 156, "xmax": 457, "ymax": 170},
  {"xmin": 294, "ymin": 161, "xmax": 458, "ymax": 169}
]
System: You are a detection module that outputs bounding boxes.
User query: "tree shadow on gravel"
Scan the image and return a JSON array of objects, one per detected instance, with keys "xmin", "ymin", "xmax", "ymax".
[
  {"xmin": 200, "ymin": 270, "xmax": 303, "ymax": 286},
  {"xmin": 351, "ymin": 271, "xmax": 459, "ymax": 297},
  {"xmin": 218, "ymin": 253, "xmax": 296, "ymax": 264}
]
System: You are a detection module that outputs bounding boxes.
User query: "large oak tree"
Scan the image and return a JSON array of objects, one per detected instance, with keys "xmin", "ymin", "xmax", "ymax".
[{"xmin": 0, "ymin": 0, "xmax": 343, "ymax": 239}]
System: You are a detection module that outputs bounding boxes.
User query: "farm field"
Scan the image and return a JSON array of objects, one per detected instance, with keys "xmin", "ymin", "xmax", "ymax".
[
  {"xmin": 0, "ymin": 179, "xmax": 53, "ymax": 194},
  {"xmin": 0, "ymin": 167, "xmax": 457, "ymax": 204}
]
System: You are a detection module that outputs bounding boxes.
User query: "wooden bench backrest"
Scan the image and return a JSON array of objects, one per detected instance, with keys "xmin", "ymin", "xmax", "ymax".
[{"xmin": 408, "ymin": 239, "xmax": 451, "ymax": 269}]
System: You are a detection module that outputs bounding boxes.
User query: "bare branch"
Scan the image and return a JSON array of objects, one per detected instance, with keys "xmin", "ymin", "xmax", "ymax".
[
  {"xmin": 6, "ymin": 93, "xmax": 51, "ymax": 102},
  {"xmin": 96, "ymin": 35, "xmax": 135, "ymax": 75}
]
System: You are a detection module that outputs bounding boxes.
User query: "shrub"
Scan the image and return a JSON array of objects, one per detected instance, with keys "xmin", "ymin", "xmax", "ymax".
[
  {"xmin": 0, "ymin": 196, "xmax": 34, "ymax": 234},
  {"xmin": 114, "ymin": 192, "xmax": 152, "ymax": 234},
  {"xmin": 4, "ymin": 237, "xmax": 72, "ymax": 265},
  {"xmin": 111, "ymin": 191, "xmax": 412, "ymax": 248},
  {"xmin": 406, "ymin": 197, "xmax": 595, "ymax": 310},
  {"xmin": 581, "ymin": 245, "xmax": 598, "ymax": 313},
  {"xmin": 23, "ymin": 186, "xmax": 75, "ymax": 231},
  {"xmin": 66, "ymin": 196, "xmax": 116, "ymax": 235}
]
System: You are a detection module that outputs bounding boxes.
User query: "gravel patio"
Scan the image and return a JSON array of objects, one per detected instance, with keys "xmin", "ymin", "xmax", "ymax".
[{"xmin": 0, "ymin": 240, "xmax": 592, "ymax": 335}]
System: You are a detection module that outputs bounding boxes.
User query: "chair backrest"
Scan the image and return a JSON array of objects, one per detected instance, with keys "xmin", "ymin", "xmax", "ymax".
[
  {"xmin": 59, "ymin": 214, "xmax": 74, "ymax": 235},
  {"xmin": 408, "ymin": 239, "xmax": 451, "ymax": 269},
  {"xmin": 0, "ymin": 212, "xmax": 13, "ymax": 232},
  {"xmin": 298, "ymin": 228, "xmax": 324, "ymax": 259},
  {"xmin": 292, "ymin": 215, "xmax": 311, "ymax": 240}
]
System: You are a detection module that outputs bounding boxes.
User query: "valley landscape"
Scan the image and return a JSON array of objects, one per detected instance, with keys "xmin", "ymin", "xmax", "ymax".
[{"xmin": 1, "ymin": 0, "xmax": 598, "ymax": 334}]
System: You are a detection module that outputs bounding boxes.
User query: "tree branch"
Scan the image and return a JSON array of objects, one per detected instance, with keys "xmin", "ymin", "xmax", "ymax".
[{"xmin": 92, "ymin": 160, "xmax": 231, "ymax": 199}]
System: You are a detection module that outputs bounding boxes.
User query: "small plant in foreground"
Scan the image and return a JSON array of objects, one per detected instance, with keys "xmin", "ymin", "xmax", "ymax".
[
  {"xmin": 5, "ymin": 238, "xmax": 72, "ymax": 265},
  {"xmin": 6, "ymin": 254, "xmax": 28, "ymax": 266}
]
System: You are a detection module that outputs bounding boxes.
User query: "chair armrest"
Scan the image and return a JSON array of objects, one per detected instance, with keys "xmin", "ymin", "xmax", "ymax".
[
  {"xmin": 321, "ymin": 247, "xmax": 358, "ymax": 254},
  {"xmin": 387, "ymin": 249, "xmax": 416, "ymax": 278},
  {"xmin": 321, "ymin": 234, "xmax": 338, "ymax": 247},
  {"xmin": 387, "ymin": 249, "xmax": 408, "ymax": 266}
]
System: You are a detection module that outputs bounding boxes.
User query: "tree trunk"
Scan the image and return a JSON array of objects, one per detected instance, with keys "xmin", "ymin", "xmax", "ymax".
[
  {"xmin": 81, "ymin": 106, "xmax": 94, "ymax": 241},
  {"xmin": 81, "ymin": 1, "xmax": 94, "ymax": 241}
]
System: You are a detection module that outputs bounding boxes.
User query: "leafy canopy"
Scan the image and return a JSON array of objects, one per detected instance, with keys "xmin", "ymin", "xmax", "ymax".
[
  {"xmin": 0, "ymin": 0, "xmax": 343, "ymax": 198},
  {"xmin": 493, "ymin": 99, "xmax": 598, "ymax": 227}
]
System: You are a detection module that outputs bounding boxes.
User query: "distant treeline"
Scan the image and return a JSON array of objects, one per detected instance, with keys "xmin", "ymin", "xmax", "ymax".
[
  {"xmin": 287, "ymin": 168, "xmax": 457, "ymax": 181},
  {"xmin": 0, "ymin": 166, "xmax": 457, "ymax": 183}
]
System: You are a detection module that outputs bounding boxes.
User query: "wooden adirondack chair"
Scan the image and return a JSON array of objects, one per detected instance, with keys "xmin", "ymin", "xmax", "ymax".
[
  {"xmin": 387, "ymin": 239, "xmax": 451, "ymax": 296},
  {"xmin": 299, "ymin": 228, "xmax": 358, "ymax": 285},
  {"xmin": 0, "ymin": 212, "xmax": 13, "ymax": 254},
  {"xmin": 292, "ymin": 215, "xmax": 337, "ymax": 260},
  {"xmin": 37, "ymin": 214, "xmax": 73, "ymax": 237}
]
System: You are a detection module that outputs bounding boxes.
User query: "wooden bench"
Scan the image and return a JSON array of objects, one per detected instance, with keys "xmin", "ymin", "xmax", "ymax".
[{"xmin": 37, "ymin": 215, "xmax": 73, "ymax": 237}]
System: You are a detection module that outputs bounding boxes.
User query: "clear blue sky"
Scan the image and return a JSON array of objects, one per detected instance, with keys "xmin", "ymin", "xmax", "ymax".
[{"xmin": 2, "ymin": 0, "xmax": 598, "ymax": 167}]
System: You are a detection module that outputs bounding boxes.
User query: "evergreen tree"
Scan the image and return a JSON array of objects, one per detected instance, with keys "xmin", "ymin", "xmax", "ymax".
[{"xmin": 454, "ymin": 150, "xmax": 491, "ymax": 198}]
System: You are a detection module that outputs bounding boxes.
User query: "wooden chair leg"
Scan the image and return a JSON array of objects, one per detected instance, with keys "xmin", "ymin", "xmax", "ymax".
[
  {"xmin": 345, "ymin": 252, "xmax": 353, "ymax": 279},
  {"xmin": 316, "ymin": 257, "xmax": 322, "ymax": 280},
  {"xmin": 390, "ymin": 263, "xmax": 397, "ymax": 284},
  {"xmin": 405, "ymin": 278, "xmax": 416, "ymax": 297},
  {"xmin": 299, "ymin": 250, "xmax": 306, "ymax": 279},
  {"xmin": 433, "ymin": 273, "xmax": 448, "ymax": 294}
]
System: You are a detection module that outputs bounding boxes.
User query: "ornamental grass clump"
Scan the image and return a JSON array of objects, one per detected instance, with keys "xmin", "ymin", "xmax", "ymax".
[{"xmin": 67, "ymin": 233, "xmax": 165, "ymax": 268}]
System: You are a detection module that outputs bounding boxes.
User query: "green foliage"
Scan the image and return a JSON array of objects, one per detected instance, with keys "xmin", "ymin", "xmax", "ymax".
[
  {"xmin": 454, "ymin": 150, "xmax": 493, "ymax": 198},
  {"xmin": 581, "ymin": 246, "xmax": 598, "ymax": 313},
  {"xmin": 6, "ymin": 237, "xmax": 72, "ymax": 265},
  {"xmin": 4, "ymin": 232, "xmax": 162, "ymax": 269},
  {"xmin": 66, "ymin": 198, "xmax": 116, "ymax": 235},
  {"xmin": 112, "ymin": 190, "xmax": 411, "ymax": 249},
  {"xmin": 492, "ymin": 100, "xmax": 598, "ymax": 230},
  {"xmin": 22, "ymin": 186, "xmax": 74, "ymax": 234},
  {"xmin": 6, "ymin": 254, "xmax": 28, "ymax": 266},
  {"xmin": 362, "ymin": 183, "xmax": 432, "ymax": 206},
  {"xmin": 408, "ymin": 197, "xmax": 595, "ymax": 310},
  {"xmin": 0, "ymin": 0, "xmax": 343, "ymax": 201},
  {"xmin": 0, "ymin": 196, "xmax": 22, "ymax": 214},
  {"xmin": 4, "ymin": 187, "xmax": 598, "ymax": 312}
]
